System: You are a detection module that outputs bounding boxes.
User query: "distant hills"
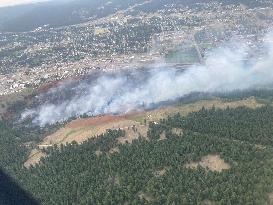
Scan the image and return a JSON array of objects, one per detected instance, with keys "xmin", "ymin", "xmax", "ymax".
[
  {"xmin": 0, "ymin": 0, "xmax": 271, "ymax": 32},
  {"xmin": 0, "ymin": 0, "xmax": 144, "ymax": 32}
]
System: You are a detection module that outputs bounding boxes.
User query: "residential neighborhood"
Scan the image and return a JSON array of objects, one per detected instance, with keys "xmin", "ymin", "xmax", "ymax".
[{"xmin": 0, "ymin": 1, "xmax": 273, "ymax": 95}]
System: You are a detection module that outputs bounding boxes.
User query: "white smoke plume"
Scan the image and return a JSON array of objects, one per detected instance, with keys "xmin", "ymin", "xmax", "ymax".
[{"xmin": 22, "ymin": 32, "xmax": 273, "ymax": 126}]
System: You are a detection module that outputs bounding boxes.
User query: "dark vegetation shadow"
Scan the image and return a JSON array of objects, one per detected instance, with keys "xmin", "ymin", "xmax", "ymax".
[{"xmin": 0, "ymin": 169, "xmax": 39, "ymax": 205}]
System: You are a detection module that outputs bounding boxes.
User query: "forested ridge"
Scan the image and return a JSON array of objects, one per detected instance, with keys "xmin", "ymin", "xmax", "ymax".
[
  {"xmin": 177, "ymin": 105, "xmax": 273, "ymax": 145},
  {"xmin": 0, "ymin": 119, "xmax": 60, "ymax": 175},
  {"xmin": 12, "ymin": 105, "xmax": 273, "ymax": 205},
  {"xmin": 2, "ymin": 93, "xmax": 273, "ymax": 204},
  {"xmin": 0, "ymin": 121, "xmax": 26, "ymax": 170}
]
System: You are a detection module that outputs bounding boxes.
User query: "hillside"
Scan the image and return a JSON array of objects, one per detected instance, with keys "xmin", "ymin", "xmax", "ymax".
[
  {"xmin": 1, "ymin": 89, "xmax": 273, "ymax": 204},
  {"xmin": 17, "ymin": 104, "xmax": 273, "ymax": 204},
  {"xmin": 23, "ymin": 97, "xmax": 263, "ymax": 168},
  {"xmin": 0, "ymin": 0, "xmax": 273, "ymax": 203}
]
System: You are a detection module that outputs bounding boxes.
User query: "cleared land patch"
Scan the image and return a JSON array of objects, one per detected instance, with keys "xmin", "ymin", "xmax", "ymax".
[
  {"xmin": 159, "ymin": 131, "xmax": 167, "ymax": 141},
  {"xmin": 172, "ymin": 128, "xmax": 183, "ymax": 136},
  {"xmin": 25, "ymin": 116, "xmax": 148, "ymax": 167},
  {"xmin": 185, "ymin": 154, "xmax": 231, "ymax": 172},
  {"xmin": 108, "ymin": 147, "xmax": 120, "ymax": 155},
  {"xmin": 42, "ymin": 116, "xmax": 139, "ymax": 145},
  {"xmin": 117, "ymin": 125, "xmax": 148, "ymax": 144},
  {"xmin": 24, "ymin": 149, "xmax": 46, "ymax": 168},
  {"xmin": 255, "ymin": 144, "xmax": 267, "ymax": 150},
  {"xmin": 153, "ymin": 168, "xmax": 167, "ymax": 177}
]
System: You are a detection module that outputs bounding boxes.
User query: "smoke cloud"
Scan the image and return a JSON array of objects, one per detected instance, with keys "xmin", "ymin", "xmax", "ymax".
[{"xmin": 22, "ymin": 32, "xmax": 273, "ymax": 126}]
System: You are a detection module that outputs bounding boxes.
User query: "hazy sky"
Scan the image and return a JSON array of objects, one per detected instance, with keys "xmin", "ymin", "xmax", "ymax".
[{"xmin": 0, "ymin": 0, "xmax": 49, "ymax": 7}]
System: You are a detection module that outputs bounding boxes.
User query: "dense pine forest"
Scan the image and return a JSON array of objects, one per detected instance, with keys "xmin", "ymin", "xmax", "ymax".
[
  {"xmin": 2, "ymin": 91, "xmax": 273, "ymax": 204},
  {"xmin": 0, "ymin": 121, "xmax": 27, "ymax": 170}
]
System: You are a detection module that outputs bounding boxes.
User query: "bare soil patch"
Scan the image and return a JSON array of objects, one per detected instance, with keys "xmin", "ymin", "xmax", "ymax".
[
  {"xmin": 255, "ymin": 144, "xmax": 266, "ymax": 150},
  {"xmin": 95, "ymin": 149, "xmax": 103, "ymax": 157},
  {"xmin": 185, "ymin": 154, "xmax": 230, "ymax": 172},
  {"xmin": 159, "ymin": 131, "xmax": 167, "ymax": 141},
  {"xmin": 172, "ymin": 128, "xmax": 183, "ymax": 136},
  {"xmin": 25, "ymin": 115, "xmax": 140, "ymax": 166},
  {"xmin": 67, "ymin": 115, "xmax": 126, "ymax": 129},
  {"xmin": 153, "ymin": 168, "xmax": 167, "ymax": 177},
  {"xmin": 24, "ymin": 149, "xmax": 46, "ymax": 168},
  {"xmin": 118, "ymin": 125, "xmax": 148, "ymax": 144},
  {"xmin": 109, "ymin": 147, "xmax": 120, "ymax": 155},
  {"xmin": 42, "ymin": 117, "xmax": 138, "ymax": 146}
]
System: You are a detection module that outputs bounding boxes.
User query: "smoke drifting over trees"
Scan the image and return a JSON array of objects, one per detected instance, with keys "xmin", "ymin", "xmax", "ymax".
[{"xmin": 22, "ymin": 32, "xmax": 273, "ymax": 126}]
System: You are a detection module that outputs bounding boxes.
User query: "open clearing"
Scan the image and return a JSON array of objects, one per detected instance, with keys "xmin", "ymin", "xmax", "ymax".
[
  {"xmin": 24, "ymin": 149, "xmax": 46, "ymax": 168},
  {"xmin": 42, "ymin": 116, "xmax": 144, "ymax": 145},
  {"xmin": 185, "ymin": 154, "xmax": 231, "ymax": 172},
  {"xmin": 24, "ymin": 97, "xmax": 263, "ymax": 167},
  {"xmin": 117, "ymin": 125, "xmax": 148, "ymax": 144},
  {"xmin": 153, "ymin": 168, "xmax": 167, "ymax": 177}
]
